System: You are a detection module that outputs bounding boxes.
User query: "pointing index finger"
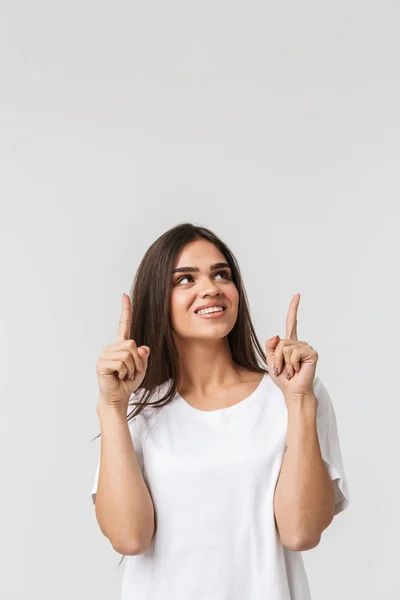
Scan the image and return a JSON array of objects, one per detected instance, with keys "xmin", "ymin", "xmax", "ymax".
[
  {"xmin": 285, "ymin": 293, "xmax": 300, "ymax": 340},
  {"xmin": 116, "ymin": 293, "xmax": 132, "ymax": 342}
]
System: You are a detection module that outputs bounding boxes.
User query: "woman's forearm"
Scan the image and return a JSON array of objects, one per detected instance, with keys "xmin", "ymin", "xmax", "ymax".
[
  {"xmin": 94, "ymin": 400, "xmax": 155, "ymax": 555},
  {"xmin": 273, "ymin": 395, "xmax": 335, "ymax": 551}
]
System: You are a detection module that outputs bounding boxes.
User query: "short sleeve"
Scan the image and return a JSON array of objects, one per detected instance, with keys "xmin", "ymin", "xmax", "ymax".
[
  {"xmin": 90, "ymin": 393, "xmax": 144, "ymax": 505},
  {"xmin": 313, "ymin": 376, "xmax": 350, "ymax": 516}
]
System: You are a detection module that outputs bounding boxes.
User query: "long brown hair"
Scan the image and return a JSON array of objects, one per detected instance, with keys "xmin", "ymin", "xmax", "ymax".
[{"xmin": 91, "ymin": 222, "xmax": 269, "ymax": 567}]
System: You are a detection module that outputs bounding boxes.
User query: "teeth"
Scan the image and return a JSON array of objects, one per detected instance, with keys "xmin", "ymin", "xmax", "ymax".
[{"xmin": 197, "ymin": 306, "xmax": 224, "ymax": 315}]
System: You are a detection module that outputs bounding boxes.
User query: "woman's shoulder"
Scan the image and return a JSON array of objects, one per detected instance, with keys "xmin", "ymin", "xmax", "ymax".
[{"xmin": 128, "ymin": 379, "xmax": 174, "ymax": 421}]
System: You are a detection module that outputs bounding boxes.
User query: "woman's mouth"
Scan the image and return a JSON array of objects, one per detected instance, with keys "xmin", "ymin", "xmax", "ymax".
[{"xmin": 195, "ymin": 307, "xmax": 227, "ymax": 319}]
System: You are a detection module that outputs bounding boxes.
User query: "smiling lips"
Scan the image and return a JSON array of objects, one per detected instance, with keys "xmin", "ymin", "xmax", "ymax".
[{"xmin": 195, "ymin": 306, "xmax": 227, "ymax": 319}]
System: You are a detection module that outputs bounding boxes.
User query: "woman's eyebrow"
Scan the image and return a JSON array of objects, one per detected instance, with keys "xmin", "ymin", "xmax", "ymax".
[{"xmin": 172, "ymin": 262, "xmax": 231, "ymax": 274}]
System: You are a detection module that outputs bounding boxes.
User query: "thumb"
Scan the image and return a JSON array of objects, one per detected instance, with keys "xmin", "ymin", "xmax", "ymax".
[
  {"xmin": 138, "ymin": 345, "xmax": 150, "ymax": 358},
  {"xmin": 265, "ymin": 335, "xmax": 280, "ymax": 362}
]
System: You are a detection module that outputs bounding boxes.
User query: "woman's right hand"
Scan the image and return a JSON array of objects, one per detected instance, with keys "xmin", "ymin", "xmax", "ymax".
[{"xmin": 96, "ymin": 293, "xmax": 150, "ymax": 411}]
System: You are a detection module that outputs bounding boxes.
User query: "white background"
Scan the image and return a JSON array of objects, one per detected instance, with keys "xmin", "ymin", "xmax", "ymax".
[{"xmin": 1, "ymin": 1, "xmax": 399, "ymax": 598}]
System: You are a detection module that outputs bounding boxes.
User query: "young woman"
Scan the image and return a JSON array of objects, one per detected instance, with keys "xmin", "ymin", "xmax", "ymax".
[{"xmin": 90, "ymin": 222, "xmax": 350, "ymax": 600}]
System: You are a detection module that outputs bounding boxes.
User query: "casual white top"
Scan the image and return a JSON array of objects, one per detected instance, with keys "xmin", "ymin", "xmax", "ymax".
[{"xmin": 91, "ymin": 373, "xmax": 350, "ymax": 600}]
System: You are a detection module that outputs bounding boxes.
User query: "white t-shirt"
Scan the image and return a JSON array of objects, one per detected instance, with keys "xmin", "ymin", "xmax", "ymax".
[{"xmin": 91, "ymin": 373, "xmax": 350, "ymax": 600}]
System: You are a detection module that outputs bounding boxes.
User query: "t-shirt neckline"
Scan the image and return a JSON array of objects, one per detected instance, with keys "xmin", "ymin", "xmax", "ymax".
[{"xmin": 174, "ymin": 372, "xmax": 270, "ymax": 422}]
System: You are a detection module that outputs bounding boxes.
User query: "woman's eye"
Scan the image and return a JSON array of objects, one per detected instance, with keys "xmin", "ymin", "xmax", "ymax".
[
  {"xmin": 215, "ymin": 271, "xmax": 230, "ymax": 280},
  {"xmin": 176, "ymin": 275, "xmax": 190, "ymax": 284}
]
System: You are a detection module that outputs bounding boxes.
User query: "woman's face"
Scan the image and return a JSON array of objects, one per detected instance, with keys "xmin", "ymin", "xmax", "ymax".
[{"xmin": 170, "ymin": 239, "xmax": 239, "ymax": 342}]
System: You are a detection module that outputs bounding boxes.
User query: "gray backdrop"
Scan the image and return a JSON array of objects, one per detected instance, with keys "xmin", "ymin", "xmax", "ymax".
[{"xmin": 1, "ymin": 1, "xmax": 398, "ymax": 598}]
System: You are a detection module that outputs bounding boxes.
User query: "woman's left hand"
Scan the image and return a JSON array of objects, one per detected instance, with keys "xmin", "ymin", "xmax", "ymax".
[{"xmin": 265, "ymin": 293, "xmax": 318, "ymax": 401}]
